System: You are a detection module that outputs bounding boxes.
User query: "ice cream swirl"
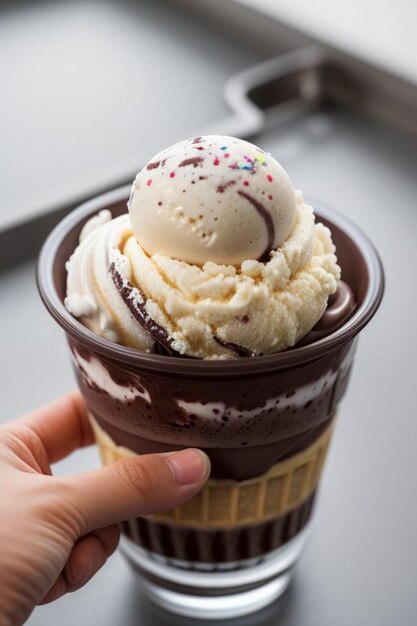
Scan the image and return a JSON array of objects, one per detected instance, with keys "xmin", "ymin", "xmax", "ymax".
[{"xmin": 65, "ymin": 192, "xmax": 340, "ymax": 359}]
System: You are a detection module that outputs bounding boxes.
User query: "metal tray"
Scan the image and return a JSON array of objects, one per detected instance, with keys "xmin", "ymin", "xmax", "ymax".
[
  {"xmin": 1, "ymin": 1, "xmax": 416, "ymax": 625},
  {"xmin": 1, "ymin": 2, "xmax": 416, "ymax": 271}
]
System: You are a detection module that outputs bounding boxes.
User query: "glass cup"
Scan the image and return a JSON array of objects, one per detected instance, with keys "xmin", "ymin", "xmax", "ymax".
[{"xmin": 37, "ymin": 186, "xmax": 383, "ymax": 619}]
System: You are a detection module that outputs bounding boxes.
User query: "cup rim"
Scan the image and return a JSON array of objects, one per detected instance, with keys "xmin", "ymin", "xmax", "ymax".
[{"xmin": 37, "ymin": 185, "xmax": 384, "ymax": 376}]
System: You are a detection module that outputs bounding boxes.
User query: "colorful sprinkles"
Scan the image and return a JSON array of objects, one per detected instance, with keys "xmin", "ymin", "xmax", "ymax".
[
  {"xmin": 134, "ymin": 137, "xmax": 284, "ymax": 268},
  {"xmin": 141, "ymin": 140, "xmax": 276, "ymax": 214},
  {"xmin": 255, "ymin": 152, "xmax": 266, "ymax": 164},
  {"xmin": 226, "ymin": 150, "xmax": 268, "ymax": 174}
]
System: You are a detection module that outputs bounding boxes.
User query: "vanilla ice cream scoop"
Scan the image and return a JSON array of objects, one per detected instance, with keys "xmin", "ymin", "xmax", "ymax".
[
  {"xmin": 66, "ymin": 136, "xmax": 341, "ymax": 359},
  {"xmin": 129, "ymin": 135, "xmax": 297, "ymax": 266}
]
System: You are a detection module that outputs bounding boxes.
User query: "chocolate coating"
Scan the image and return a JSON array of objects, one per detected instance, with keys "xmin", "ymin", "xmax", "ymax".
[
  {"xmin": 298, "ymin": 280, "xmax": 355, "ymax": 347},
  {"xmin": 70, "ymin": 336, "xmax": 350, "ymax": 479},
  {"xmin": 121, "ymin": 491, "xmax": 315, "ymax": 564}
]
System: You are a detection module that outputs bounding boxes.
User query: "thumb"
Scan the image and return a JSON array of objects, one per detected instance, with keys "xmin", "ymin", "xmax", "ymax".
[{"xmin": 62, "ymin": 449, "xmax": 210, "ymax": 533}]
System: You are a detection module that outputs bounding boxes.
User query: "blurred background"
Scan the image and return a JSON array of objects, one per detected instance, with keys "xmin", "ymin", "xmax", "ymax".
[{"xmin": 0, "ymin": 1, "xmax": 416, "ymax": 625}]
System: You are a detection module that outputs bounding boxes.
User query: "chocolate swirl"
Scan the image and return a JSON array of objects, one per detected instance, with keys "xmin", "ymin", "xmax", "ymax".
[
  {"xmin": 110, "ymin": 263, "xmax": 179, "ymax": 355},
  {"xmin": 297, "ymin": 281, "xmax": 355, "ymax": 347},
  {"xmin": 237, "ymin": 191, "xmax": 275, "ymax": 262}
]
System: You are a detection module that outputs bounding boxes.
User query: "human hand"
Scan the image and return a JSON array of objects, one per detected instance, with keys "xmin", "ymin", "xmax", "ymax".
[{"xmin": 0, "ymin": 393, "xmax": 210, "ymax": 626}]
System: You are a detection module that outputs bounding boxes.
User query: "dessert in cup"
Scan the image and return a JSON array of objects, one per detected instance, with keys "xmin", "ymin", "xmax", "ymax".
[{"xmin": 38, "ymin": 136, "xmax": 383, "ymax": 619}]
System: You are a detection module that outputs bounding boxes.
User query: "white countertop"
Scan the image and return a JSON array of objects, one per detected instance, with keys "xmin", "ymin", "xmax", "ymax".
[{"xmin": 237, "ymin": 0, "xmax": 417, "ymax": 84}]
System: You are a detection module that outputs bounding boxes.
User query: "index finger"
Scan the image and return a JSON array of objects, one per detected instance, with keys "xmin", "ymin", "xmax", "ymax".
[{"xmin": 15, "ymin": 392, "xmax": 94, "ymax": 463}]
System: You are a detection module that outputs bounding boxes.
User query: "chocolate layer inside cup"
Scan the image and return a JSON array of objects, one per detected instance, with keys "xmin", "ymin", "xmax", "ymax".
[
  {"xmin": 71, "ymin": 334, "xmax": 350, "ymax": 480},
  {"xmin": 54, "ymin": 200, "xmax": 365, "ymax": 480},
  {"xmin": 121, "ymin": 491, "xmax": 315, "ymax": 565}
]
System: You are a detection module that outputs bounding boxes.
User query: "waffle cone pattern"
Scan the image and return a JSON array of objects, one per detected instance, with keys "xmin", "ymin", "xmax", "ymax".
[{"xmin": 90, "ymin": 415, "xmax": 334, "ymax": 530}]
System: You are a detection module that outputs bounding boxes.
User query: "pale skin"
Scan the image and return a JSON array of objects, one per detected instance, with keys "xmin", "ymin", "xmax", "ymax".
[{"xmin": 0, "ymin": 393, "xmax": 211, "ymax": 626}]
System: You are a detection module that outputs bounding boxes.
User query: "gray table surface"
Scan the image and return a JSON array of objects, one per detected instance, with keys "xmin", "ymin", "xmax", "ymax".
[
  {"xmin": 0, "ymin": 0, "xmax": 264, "ymax": 231},
  {"xmin": 1, "ymin": 2, "xmax": 417, "ymax": 626}
]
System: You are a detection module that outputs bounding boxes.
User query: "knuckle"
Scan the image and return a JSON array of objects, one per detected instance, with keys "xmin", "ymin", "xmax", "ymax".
[
  {"xmin": 0, "ymin": 427, "xmax": 23, "ymax": 455},
  {"xmin": 0, "ymin": 423, "xmax": 48, "ymax": 472},
  {"xmin": 43, "ymin": 477, "xmax": 88, "ymax": 537},
  {"xmin": 114, "ymin": 458, "xmax": 160, "ymax": 508},
  {"xmin": 94, "ymin": 526, "xmax": 120, "ymax": 558}
]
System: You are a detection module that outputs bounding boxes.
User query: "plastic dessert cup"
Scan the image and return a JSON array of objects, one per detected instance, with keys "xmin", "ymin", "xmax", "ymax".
[{"xmin": 37, "ymin": 185, "xmax": 383, "ymax": 620}]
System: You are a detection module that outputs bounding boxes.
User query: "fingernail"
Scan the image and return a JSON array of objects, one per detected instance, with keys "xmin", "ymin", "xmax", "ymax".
[
  {"xmin": 65, "ymin": 559, "xmax": 86, "ymax": 588},
  {"xmin": 165, "ymin": 449, "xmax": 210, "ymax": 485}
]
